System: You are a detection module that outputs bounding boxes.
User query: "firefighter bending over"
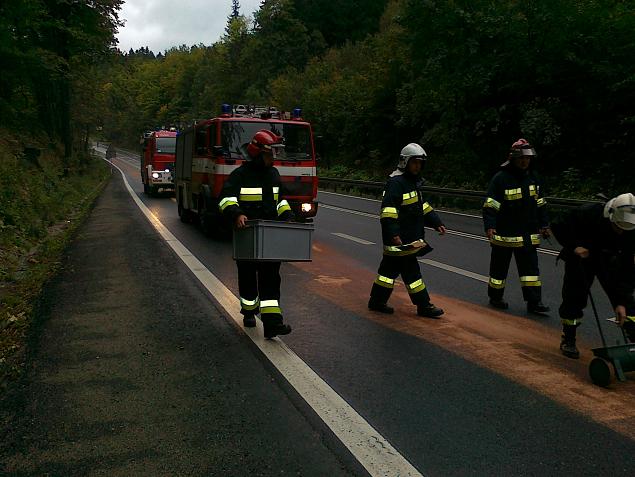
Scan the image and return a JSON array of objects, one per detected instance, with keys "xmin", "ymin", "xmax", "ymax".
[
  {"xmin": 482, "ymin": 139, "xmax": 550, "ymax": 314},
  {"xmin": 368, "ymin": 143, "xmax": 447, "ymax": 318},
  {"xmin": 551, "ymin": 193, "xmax": 635, "ymax": 359},
  {"xmin": 218, "ymin": 130, "xmax": 294, "ymax": 339}
]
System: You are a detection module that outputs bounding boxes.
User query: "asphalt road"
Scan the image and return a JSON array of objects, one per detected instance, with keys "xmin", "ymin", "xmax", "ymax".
[
  {"xmin": 4, "ymin": 147, "xmax": 634, "ymax": 477},
  {"xmin": 0, "ymin": 167, "xmax": 358, "ymax": 476}
]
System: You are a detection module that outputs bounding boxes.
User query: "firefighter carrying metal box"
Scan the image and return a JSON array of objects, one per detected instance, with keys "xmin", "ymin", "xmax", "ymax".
[
  {"xmin": 482, "ymin": 139, "xmax": 551, "ymax": 314},
  {"xmin": 219, "ymin": 130, "xmax": 294, "ymax": 339}
]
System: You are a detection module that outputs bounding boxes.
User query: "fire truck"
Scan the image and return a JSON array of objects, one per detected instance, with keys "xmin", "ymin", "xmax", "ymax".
[
  {"xmin": 140, "ymin": 129, "xmax": 177, "ymax": 195},
  {"xmin": 174, "ymin": 106, "xmax": 318, "ymax": 234}
]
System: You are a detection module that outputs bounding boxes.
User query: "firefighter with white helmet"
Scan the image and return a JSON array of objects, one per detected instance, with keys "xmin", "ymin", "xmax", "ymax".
[
  {"xmin": 605, "ymin": 193, "xmax": 635, "ymax": 231},
  {"xmin": 368, "ymin": 143, "xmax": 447, "ymax": 318},
  {"xmin": 396, "ymin": 143, "xmax": 425, "ymax": 173},
  {"xmin": 551, "ymin": 193, "xmax": 635, "ymax": 358},
  {"xmin": 482, "ymin": 138, "xmax": 551, "ymax": 314},
  {"xmin": 218, "ymin": 129, "xmax": 295, "ymax": 339}
]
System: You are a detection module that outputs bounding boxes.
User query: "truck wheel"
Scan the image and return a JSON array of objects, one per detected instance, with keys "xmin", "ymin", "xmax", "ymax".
[{"xmin": 143, "ymin": 183, "xmax": 149, "ymax": 194}]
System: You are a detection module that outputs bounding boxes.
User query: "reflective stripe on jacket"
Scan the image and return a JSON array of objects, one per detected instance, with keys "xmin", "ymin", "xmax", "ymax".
[
  {"xmin": 380, "ymin": 172, "xmax": 443, "ymax": 254},
  {"xmin": 482, "ymin": 165, "xmax": 548, "ymax": 247},
  {"xmin": 219, "ymin": 162, "xmax": 295, "ymax": 222}
]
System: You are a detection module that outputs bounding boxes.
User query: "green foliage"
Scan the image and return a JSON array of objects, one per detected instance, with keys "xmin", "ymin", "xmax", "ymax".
[
  {"xmin": 0, "ymin": 139, "xmax": 110, "ymax": 388},
  {"xmin": 0, "ymin": 0, "xmax": 123, "ymax": 160},
  {"xmin": 293, "ymin": 0, "xmax": 389, "ymax": 47},
  {"xmin": 398, "ymin": 0, "xmax": 635, "ymax": 190},
  {"xmin": 0, "ymin": 143, "xmax": 110, "ymax": 282},
  {"xmin": 90, "ymin": 0, "xmax": 635, "ymax": 195}
]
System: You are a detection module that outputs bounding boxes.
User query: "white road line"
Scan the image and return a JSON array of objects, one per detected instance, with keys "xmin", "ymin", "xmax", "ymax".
[
  {"xmin": 332, "ymin": 232, "xmax": 375, "ymax": 245},
  {"xmin": 321, "ymin": 203, "xmax": 377, "ymax": 219},
  {"xmin": 326, "ymin": 229, "xmax": 489, "ymax": 283},
  {"xmin": 320, "ymin": 203, "xmax": 560, "ymax": 257},
  {"xmin": 100, "ymin": 155, "xmax": 422, "ymax": 477},
  {"xmin": 319, "ymin": 190, "xmax": 481, "ymax": 218},
  {"xmin": 319, "ymin": 190, "xmax": 381, "ymax": 203},
  {"xmin": 117, "ymin": 157, "xmax": 140, "ymax": 168},
  {"xmin": 419, "ymin": 259, "xmax": 489, "ymax": 283}
]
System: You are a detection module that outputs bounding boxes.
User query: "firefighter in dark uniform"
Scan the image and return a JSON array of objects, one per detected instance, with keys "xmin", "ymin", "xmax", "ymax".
[
  {"xmin": 551, "ymin": 193, "xmax": 635, "ymax": 358},
  {"xmin": 368, "ymin": 143, "xmax": 446, "ymax": 318},
  {"xmin": 482, "ymin": 138, "xmax": 551, "ymax": 313},
  {"xmin": 218, "ymin": 129, "xmax": 294, "ymax": 339}
]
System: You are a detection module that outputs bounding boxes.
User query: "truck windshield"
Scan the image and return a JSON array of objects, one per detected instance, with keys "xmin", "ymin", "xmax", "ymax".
[
  {"xmin": 221, "ymin": 122, "xmax": 312, "ymax": 161},
  {"xmin": 156, "ymin": 137, "xmax": 176, "ymax": 154}
]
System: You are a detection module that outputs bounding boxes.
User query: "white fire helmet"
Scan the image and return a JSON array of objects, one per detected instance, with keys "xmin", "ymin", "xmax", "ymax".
[
  {"xmin": 603, "ymin": 193, "xmax": 635, "ymax": 231},
  {"xmin": 398, "ymin": 143, "xmax": 427, "ymax": 170}
]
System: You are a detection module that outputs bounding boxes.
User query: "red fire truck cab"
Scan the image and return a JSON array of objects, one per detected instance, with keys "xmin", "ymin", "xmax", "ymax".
[
  {"xmin": 140, "ymin": 129, "xmax": 177, "ymax": 195},
  {"xmin": 175, "ymin": 109, "xmax": 318, "ymax": 233}
]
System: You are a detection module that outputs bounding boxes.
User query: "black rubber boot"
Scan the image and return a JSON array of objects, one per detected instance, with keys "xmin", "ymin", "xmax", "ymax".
[
  {"xmin": 368, "ymin": 299, "xmax": 394, "ymax": 314},
  {"xmin": 489, "ymin": 299, "xmax": 509, "ymax": 310},
  {"xmin": 243, "ymin": 314, "xmax": 256, "ymax": 328},
  {"xmin": 560, "ymin": 324, "xmax": 580, "ymax": 359},
  {"xmin": 417, "ymin": 303, "xmax": 444, "ymax": 319},
  {"xmin": 528, "ymin": 301, "xmax": 550, "ymax": 314},
  {"xmin": 264, "ymin": 322, "xmax": 292, "ymax": 339}
]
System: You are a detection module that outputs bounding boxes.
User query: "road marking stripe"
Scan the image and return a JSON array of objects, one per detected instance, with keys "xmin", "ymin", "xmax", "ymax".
[
  {"xmin": 319, "ymin": 190, "xmax": 481, "ymax": 218},
  {"xmin": 332, "ymin": 232, "xmax": 375, "ymax": 245},
  {"xmin": 320, "ymin": 204, "xmax": 559, "ymax": 256},
  {"xmin": 100, "ymin": 155, "xmax": 422, "ymax": 477},
  {"xmin": 321, "ymin": 203, "xmax": 377, "ymax": 218},
  {"xmin": 419, "ymin": 259, "xmax": 489, "ymax": 283}
]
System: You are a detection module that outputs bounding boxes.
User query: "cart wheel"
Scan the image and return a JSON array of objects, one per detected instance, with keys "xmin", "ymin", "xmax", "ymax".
[{"xmin": 589, "ymin": 357, "xmax": 612, "ymax": 387}]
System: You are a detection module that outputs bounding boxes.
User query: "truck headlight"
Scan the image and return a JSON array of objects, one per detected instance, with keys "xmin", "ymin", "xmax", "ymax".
[
  {"xmin": 152, "ymin": 172, "xmax": 160, "ymax": 179},
  {"xmin": 301, "ymin": 203, "xmax": 313, "ymax": 213}
]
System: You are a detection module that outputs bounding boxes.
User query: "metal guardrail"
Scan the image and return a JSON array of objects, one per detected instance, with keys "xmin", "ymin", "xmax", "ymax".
[{"xmin": 319, "ymin": 177, "xmax": 595, "ymax": 208}]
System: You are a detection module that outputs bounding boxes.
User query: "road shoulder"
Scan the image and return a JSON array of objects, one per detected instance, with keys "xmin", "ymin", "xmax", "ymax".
[{"xmin": 0, "ymin": 176, "xmax": 356, "ymax": 476}]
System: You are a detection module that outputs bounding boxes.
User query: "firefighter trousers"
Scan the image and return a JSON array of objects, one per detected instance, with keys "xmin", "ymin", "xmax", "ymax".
[
  {"xmin": 559, "ymin": 256, "xmax": 635, "ymax": 326},
  {"xmin": 488, "ymin": 245, "xmax": 542, "ymax": 303},
  {"xmin": 370, "ymin": 254, "xmax": 430, "ymax": 306},
  {"xmin": 236, "ymin": 260, "xmax": 284, "ymax": 325}
]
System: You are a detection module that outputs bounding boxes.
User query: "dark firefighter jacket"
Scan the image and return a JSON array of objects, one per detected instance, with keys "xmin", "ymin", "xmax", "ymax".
[
  {"xmin": 482, "ymin": 164, "xmax": 549, "ymax": 248},
  {"xmin": 551, "ymin": 203, "xmax": 635, "ymax": 305},
  {"xmin": 379, "ymin": 172, "xmax": 443, "ymax": 256},
  {"xmin": 218, "ymin": 160, "xmax": 294, "ymax": 222}
]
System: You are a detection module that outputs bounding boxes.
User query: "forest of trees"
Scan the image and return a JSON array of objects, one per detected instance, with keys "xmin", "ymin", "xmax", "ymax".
[
  {"xmin": 1, "ymin": 0, "xmax": 123, "ymax": 164},
  {"xmin": 2, "ymin": 0, "xmax": 634, "ymax": 195}
]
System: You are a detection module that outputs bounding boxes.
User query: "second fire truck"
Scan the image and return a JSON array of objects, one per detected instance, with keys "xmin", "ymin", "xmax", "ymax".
[
  {"xmin": 174, "ymin": 106, "xmax": 319, "ymax": 234},
  {"xmin": 140, "ymin": 129, "xmax": 177, "ymax": 195}
]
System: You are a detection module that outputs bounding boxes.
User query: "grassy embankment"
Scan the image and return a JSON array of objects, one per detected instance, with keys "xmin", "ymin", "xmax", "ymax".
[{"xmin": 0, "ymin": 133, "xmax": 110, "ymax": 391}]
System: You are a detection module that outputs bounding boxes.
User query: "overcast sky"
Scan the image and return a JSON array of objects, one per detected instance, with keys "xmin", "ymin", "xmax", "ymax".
[{"xmin": 116, "ymin": 0, "xmax": 262, "ymax": 53}]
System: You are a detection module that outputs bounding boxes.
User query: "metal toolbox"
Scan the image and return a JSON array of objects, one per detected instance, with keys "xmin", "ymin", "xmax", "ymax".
[{"xmin": 232, "ymin": 220, "xmax": 314, "ymax": 262}]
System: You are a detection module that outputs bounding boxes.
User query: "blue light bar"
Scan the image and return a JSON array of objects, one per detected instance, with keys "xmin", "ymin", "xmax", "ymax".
[
  {"xmin": 292, "ymin": 108, "xmax": 302, "ymax": 119},
  {"xmin": 221, "ymin": 103, "xmax": 232, "ymax": 114}
]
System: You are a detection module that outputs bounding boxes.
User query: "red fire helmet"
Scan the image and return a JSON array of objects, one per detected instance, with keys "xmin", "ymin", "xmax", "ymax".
[{"xmin": 246, "ymin": 129, "xmax": 284, "ymax": 159}]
